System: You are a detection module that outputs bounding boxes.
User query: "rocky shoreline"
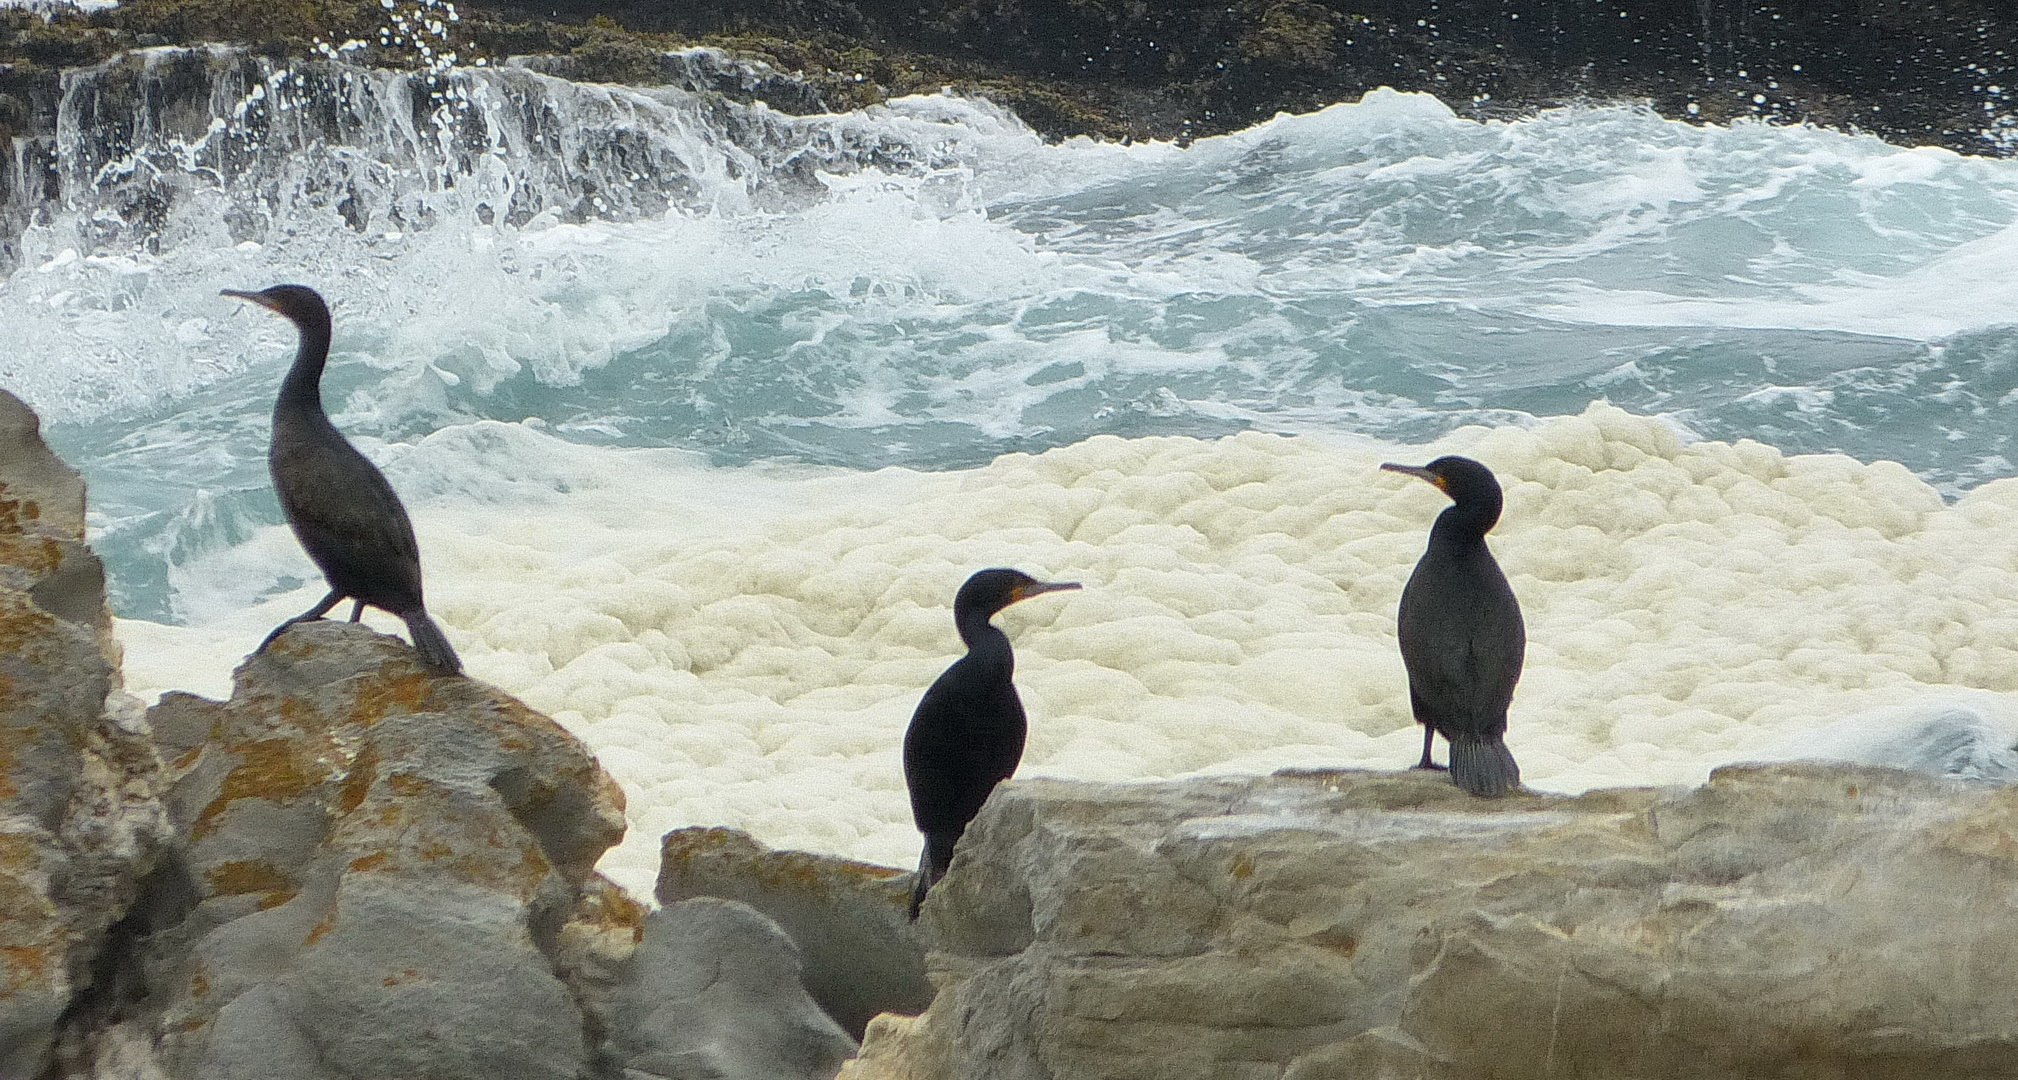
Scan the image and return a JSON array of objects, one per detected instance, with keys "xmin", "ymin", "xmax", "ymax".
[
  {"xmin": 2, "ymin": 0, "xmax": 2015, "ymax": 154},
  {"xmin": 7, "ymin": 386, "xmax": 2018, "ymax": 1077}
]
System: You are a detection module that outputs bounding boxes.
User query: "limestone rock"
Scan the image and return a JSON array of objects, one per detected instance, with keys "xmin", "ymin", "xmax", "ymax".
[
  {"xmin": 0, "ymin": 389, "xmax": 164, "ymax": 1079},
  {"xmin": 904, "ymin": 764, "xmax": 2018, "ymax": 1079},
  {"xmin": 125, "ymin": 620, "xmax": 629, "ymax": 1080},
  {"xmin": 607, "ymin": 898, "xmax": 857, "ymax": 1080},
  {"xmin": 833, "ymin": 1012, "xmax": 945, "ymax": 1080},
  {"xmin": 656, "ymin": 827, "xmax": 930, "ymax": 1038}
]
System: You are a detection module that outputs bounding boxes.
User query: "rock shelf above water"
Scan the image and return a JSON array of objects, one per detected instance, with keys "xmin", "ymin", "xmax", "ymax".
[{"xmin": 851, "ymin": 764, "xmax": 2018, "ymax": 1079}]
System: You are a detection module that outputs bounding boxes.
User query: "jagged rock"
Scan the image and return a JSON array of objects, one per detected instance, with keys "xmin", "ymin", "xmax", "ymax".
[
  {"xmin": 0, "ymin": 389, "xmax": 164, "ymax": 1079},
  {"xmin": 890, "ymin": 764, "xmax": 2018, "ymax": 1079},
  {"xmin": 111, "ymin": 619, "xmax": 629, "ymax": 1080},
  {"xmin": 607, "ymin": 898, "xmax": 857, "ymax": 1080},
  {"xmin": 656, "ymin": 827, "xmax": 930, "ymax": 1039}
]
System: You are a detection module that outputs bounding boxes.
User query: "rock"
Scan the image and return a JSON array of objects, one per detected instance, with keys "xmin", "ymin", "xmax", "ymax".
[
  {"xmin": 0, "ymin": 389, "xmax": 164, "ymax": 1079},
  {"xmin": 606, "ymin": 897, "xmax": 857, "ymax": 1080},
  {"xmin": 1, "ymin": 387, "xmax": 869, "ymax": 1080},
  {"xmin": 897, "ymin": 764, "xmax": 2018, "ymax": 1079},
  {"xmin": 834, "ymin": 1012, "xmax": 944, "ymax": 1080},
  {"xmin": 656, "ymin": 827, "xmax": 930, "ymax": 1039},
  {"xmin": 111, "ymin": 619, "xmax": 630, "ymax": 1080}
]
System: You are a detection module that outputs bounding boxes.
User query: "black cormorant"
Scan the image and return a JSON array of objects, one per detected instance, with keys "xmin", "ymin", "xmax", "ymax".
[
  {"xmin": 225, "ymin": 284, "xmax": 462, "ymax": 675},
  {"xmin": 1382, "ymin": 455, "xmax": 1523, "ymax": 797},
  {"xmin": 904, "ymin": 568, "xmax": 1079, "ymax": 918}
]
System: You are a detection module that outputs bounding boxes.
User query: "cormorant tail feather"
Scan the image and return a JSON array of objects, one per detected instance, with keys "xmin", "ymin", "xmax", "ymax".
[
  {"xmin": 402, "ymin": 611, "xmax": 463, "ymax": 675},
  {"xmin": 1448, "ymin": 736, "xmax": 1519, "ymax": 798},
  {"xmin": 907, "ymin": 830, "xmax": 960, "ymax": 920}
]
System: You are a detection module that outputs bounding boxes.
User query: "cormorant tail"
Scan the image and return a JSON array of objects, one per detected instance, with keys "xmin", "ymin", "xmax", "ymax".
[
  {"xmin": 400, "ymin": 611, "xmax": 463, "ymax": 675},
  {"xmin": 1448, "ymin": 736, "xmax": 1519, "ymax": 798},
  {"xmin": 907, "ymin": 830, "xmax": 960, "ymax": 920}
]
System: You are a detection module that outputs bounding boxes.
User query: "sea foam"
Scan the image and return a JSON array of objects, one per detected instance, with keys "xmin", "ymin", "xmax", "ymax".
[{"xmin": 117, "ymin": 403, "xmax": 2018, "ymax": 896}]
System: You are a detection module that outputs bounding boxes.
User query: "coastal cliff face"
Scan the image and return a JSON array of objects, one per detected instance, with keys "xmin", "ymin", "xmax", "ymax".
[{"xmin": 857, "ymin": 765, "xmax": 2018, "ymax": 1080}]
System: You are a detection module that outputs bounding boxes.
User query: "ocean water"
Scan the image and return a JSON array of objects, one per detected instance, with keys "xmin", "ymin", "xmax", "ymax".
[{"xmin": 10, "ymin": 56, "xmax": 2018, "ymax": 894}]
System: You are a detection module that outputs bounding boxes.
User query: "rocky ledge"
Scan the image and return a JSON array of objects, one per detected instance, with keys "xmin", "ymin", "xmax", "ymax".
[{"xmin": 853, "ymin": 764, "xmax": 2018, "ymax": 1079}]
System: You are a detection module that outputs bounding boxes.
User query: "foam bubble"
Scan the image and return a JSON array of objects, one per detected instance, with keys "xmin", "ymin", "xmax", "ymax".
[{"xmin": 118, "ymin": 404, "xmax": 2018, "ymax": 894}]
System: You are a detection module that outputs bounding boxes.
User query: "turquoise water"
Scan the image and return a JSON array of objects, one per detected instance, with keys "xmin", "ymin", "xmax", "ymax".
[{"xmin": 7, "ymin": 72, "xmax": 2018, "ymax": 621}]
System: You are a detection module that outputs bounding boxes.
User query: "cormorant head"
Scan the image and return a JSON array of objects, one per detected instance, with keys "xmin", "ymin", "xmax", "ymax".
[
  {"xmin": 222, "ymin": 284, "xmax": 330, "ymax": 328},
  {"xmin": 954, "ymin": 568, "xmax": 1081, "ymax": 621},
  {"xmin": 1380, "ymin": 455, "xmax": 1504, "ymax": 513}
]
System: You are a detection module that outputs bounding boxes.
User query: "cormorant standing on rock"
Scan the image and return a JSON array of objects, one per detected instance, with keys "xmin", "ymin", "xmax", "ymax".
[
  {"xmin": 1382, "ymin": 456, "xmax": 1523, "ymax": 797},
  {"xmin": 225, "ymin": 285, "xmax": 462, "ymax": 675},
  {"xmin": 904, "ymin": 568, "xmax": 1080, "ymax": 918}
]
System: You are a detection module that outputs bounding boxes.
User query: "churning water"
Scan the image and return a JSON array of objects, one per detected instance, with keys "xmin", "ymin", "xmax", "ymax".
[{"xmin": 10, "ymin": 49, "xmax": 2018, "ymax": 890}]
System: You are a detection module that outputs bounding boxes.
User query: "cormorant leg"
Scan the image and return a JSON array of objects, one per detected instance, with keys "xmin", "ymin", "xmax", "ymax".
[
  {"xmin": 1411, "ymin": 724, "xmax": 1448, "ymax": 772},
  {"xmin": 349, "ymin": 599, "xmax": 366, "ymax": 622},
  {"xmin": 258, "ymin": 590, "xmax": 344, "ymax": 651}
]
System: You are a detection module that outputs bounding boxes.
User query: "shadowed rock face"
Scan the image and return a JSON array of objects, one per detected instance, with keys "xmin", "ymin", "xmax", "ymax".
[
  {"xmin": 0, "ymin": 389, "xmax": 164, "ymax": 1080},
  {"xmin": 657, "ymin": 826, "xmax": 932, "ymax": 1040},
  {"xmin": 608, "ymin": 897, "xmax": 858, "ymax": 1080},
  {"xmin": 858, "ymin": 764, "xmax": 2018, "ymax": 1080}
]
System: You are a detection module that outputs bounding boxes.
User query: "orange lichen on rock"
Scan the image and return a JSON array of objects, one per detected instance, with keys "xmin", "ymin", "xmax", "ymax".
[
  {"xmin": 205, "ymin": 860, "xmax": 300, "ymax": 911},
  {"xmin": 337, "ymin": 743, "xmax": 380, "ymax": 814},
  {"xmin": 1, "ymin": 943, "xmax": 52, "ymax": 990},
  {"xmin": 192, "ymin": 737, "xmax": 330, "ymax": 839},
  {"xmin": 348, "ymin": 671, "xmax": 440, "ymax": 726}
]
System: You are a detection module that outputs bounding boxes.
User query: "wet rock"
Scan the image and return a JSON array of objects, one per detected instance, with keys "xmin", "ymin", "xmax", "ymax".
[
  {"xmin": 515, "ymin": 45, "xmax": 829, "ymax": 113},
  {"xmin": 887, "ymin": 764, "xmax": 2018, "ymax": 1079},
  {"xmin": 0, "ymin": 389, "xmax": 165, "ymax": 1080},
  {"xmin": 656, "ymin": 826, "xmax": 930, "ymax": 1039},
  {"xmin": 607, "ymin": 897, "xmax": 856, "ymax": 1080},
  {"xmin": 119, "ymin": 619, "xmax": 628, "ymax": 1080}
]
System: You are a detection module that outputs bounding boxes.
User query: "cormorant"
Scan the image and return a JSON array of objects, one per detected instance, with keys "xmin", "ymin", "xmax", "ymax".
[
  {"xmin": 225, "ymin": 284, "xmax": 462, "ymax": 675},
  {"xmin": 1382, "ymin": 455, "xmax": 1523, "ymax": 797},
  {"xmin": 904, "ymin": 568, "xmax": 1079, "ymax": 918}
]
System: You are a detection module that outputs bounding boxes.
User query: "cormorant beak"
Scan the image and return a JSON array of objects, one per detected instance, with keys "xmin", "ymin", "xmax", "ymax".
[
  {"xmin": 1012, "ymin": 581, "xmax": 1083, "ymax": 603},
  {"xmin": 1380, "ymin": 462, "xmax": 1448, "ymax": 492},
  {"xmin": 221, "ymin": 288, "xmax": 281, "ymax": 312}
]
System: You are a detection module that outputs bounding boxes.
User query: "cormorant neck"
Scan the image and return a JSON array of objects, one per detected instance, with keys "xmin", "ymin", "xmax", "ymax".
[
  {"xmin": 275, "ymin": 313, "xmax": 333, "ymax": 414},
  {"xmin": 956, "ymin": 607, "xmax": 1011, "ymax": 655},
  {"xmin": 1432, "ymin": 492, "xmax": 1502, "ymax": 543}
]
